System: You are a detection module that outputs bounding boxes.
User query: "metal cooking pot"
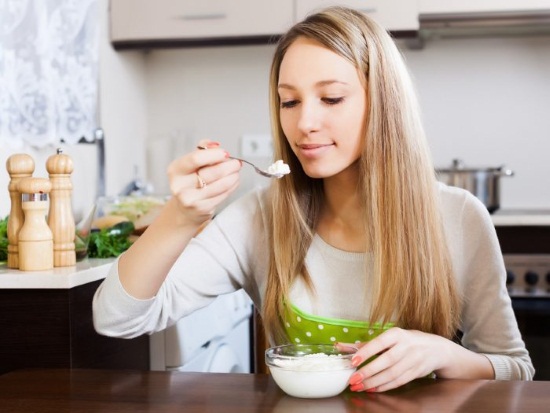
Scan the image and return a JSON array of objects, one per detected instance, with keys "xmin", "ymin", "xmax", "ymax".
[{"xmin": 436, "ymin": 159, "xmax": 514, "ymax": 213}]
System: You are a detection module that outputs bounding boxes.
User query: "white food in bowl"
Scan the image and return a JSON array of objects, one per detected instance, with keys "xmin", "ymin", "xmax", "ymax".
[{"xmin": 267, "ymin": 351, "xmax": 356, "ymax": 398}]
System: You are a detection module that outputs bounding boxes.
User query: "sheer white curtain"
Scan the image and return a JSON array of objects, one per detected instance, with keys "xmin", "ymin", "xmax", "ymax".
[{"xmin": 0, "ymin": 0, "xmax": 99, "ymax": 148}]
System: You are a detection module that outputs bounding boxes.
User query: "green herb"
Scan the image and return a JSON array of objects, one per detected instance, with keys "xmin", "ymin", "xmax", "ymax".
[
  {"xmin": 87, "ymin": 221, "xmax": 135, "ymax": 258},
  {"xmin": 0, "ymin": 216, "xmax": 8, "ymax": 262}
]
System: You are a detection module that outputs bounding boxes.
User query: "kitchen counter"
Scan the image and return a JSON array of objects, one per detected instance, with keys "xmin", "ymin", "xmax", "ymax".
[
  {"xmin": 0, "ymin": 258, "xmax": 115, "ymax": 289},
  {"xmin": 1, "ymin": 369, "xmax": 549, "ymax": 413},
  {"xmin": 0, "ymin": 257, "xmax": 148, "ymax": 375},
  {"xmin": 492, "ymin": 210, "xmax": 550, "ymax": 254},
  {"xmin": 491, "ymin": 209, "xmax": 550, "ymax": 226}
]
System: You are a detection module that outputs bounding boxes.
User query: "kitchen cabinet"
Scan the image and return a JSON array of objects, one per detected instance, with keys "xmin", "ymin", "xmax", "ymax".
[
  {"xmin": 419, "ymin": 0, "xmax": 550, "ymax": 14},
  {"xmin": 0, "ymin": 260, "xmax": 149, "ymax": 375},
  {"xmin": 110, "ymin": 0, "xmax": 419, "ymax": 49},
  {"xmin": 295, "ymin": 1, "xmax": 419, "ymax": 32},
  {"xmin": 110, "ymin": 0, "xmax": 294, "ymax": 48}
]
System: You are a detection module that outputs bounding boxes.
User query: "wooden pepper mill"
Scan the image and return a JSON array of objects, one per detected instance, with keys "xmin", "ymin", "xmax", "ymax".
[
  {"xmin": 46, "ymin": 148, "xmax": 76, "ymax": 267},
  {"xmin": 17, "ymin": 177, "xmax": 54, "ymax": 271},
  {"xmin": 6, "ymin": 154, "xmax": 35, "ymax": 269}
]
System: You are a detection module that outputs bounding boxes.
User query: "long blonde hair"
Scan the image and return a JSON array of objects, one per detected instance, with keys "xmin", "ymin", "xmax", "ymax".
[{"xmin": 263, "ymin": 6, "xmax": 460, "ymax": 343}]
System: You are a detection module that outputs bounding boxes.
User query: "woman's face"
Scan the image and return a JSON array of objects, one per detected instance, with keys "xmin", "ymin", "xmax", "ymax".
[{"xmin": 278, "ymin": 37, "xmax": 367, "ymax": 179}]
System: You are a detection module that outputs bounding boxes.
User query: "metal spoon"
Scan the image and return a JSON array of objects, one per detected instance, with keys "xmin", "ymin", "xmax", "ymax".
[{"xmin": 196, "ymin": 145, "xmax": 287, "ymax": 178}]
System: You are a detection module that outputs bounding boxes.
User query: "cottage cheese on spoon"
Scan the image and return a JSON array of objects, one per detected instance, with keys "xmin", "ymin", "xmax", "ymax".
[{"xmin": 267, "ymin": 160, "xmax": 290, "ymax": 178}]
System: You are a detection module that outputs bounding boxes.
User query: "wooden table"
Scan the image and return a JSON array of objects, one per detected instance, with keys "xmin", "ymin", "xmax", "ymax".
[{"xmin": 1, "ymin": 369, "xmax": 548, "ymax": 413}]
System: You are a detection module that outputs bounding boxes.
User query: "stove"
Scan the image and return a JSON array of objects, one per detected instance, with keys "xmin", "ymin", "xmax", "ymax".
[
  {"xmin": 493, "ymin": 217, "xmax": 550, "ymax": 381},
  {"xmin": 504, "ymin": 254, "xmax": 550, "ymax": 298}
]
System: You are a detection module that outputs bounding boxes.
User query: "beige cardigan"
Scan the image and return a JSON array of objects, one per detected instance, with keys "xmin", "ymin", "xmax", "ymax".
[{"xmin": 93, "ymin": 183, "xmax": 534, "ymax": 380}]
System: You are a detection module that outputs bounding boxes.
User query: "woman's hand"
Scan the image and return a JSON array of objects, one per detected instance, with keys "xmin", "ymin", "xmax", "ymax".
[
  {"xmin": 116, "ymin": 140, "xmax": 243, "ymax": 300},
  {"xmin": 167, "ymin": 140, "xmax": 242, "ymax": 227},
  {"xmin": 340, "ymin": 327, "xmax": 493, "ymax": 393}
]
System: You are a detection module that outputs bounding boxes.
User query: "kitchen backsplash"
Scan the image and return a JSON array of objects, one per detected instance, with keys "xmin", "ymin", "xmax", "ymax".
[
  {"xmin": 143, "ymin": 35, "xmax": 550, "ymax": 209},
  {"xmin": 3, "ymin": 27, "xmax": 549, "ymax": 217}
]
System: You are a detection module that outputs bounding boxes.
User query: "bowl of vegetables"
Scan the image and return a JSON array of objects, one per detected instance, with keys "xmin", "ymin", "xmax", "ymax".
[{"xmin": 87, "ymin": 195, "xmax": 166, "ymax": 258}]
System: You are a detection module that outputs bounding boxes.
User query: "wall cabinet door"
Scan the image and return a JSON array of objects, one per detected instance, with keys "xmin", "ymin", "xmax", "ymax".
[
  {"xmin": 419, "ymin": 0, "xmax": 550, "ymax": 14},
  {"xmin": 295, "ymin": 1, "xmax": 419, "ymax": 31},
  {"xmin": 111, "ymin": 0, "xmax": 294, "ymax": 44}
]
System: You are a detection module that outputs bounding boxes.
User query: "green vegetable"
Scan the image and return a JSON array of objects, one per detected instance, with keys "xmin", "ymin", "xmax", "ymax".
[
  {"xmin": 87, "ymin": 221, "xmax": 135, "ymax": 258},
  {"xmin": 0, "ymin": 216, "xmax": 8, "ymax": 262},
  {"xmin": 105, "ymin": 221, "xmax": 135, "ymax": 237}
]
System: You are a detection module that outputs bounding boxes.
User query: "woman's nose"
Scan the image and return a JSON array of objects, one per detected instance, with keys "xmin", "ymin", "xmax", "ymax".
[{"xmin": 296, "ymin": 101, "xmax": 320, "ymax": 135}]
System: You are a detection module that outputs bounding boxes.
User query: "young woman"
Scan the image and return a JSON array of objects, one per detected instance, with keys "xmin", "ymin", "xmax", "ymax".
[{"xmin": 93, "ymin": 6, "xmax": 534, "ymax": 392}]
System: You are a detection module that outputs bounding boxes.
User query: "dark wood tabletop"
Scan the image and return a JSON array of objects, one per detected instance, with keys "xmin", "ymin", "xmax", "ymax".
[{"xmin": 0, "ymin": 368, "xmax": 548, "ymax": 413}]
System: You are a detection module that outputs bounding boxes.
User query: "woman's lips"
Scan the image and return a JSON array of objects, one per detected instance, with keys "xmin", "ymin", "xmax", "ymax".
[{"xmin": 296, "ymin": 143, "xmax": 334, "ymax": 158}]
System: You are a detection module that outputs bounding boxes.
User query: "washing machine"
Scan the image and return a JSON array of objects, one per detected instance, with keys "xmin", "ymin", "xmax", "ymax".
[{"xmin": 150, "ymin": 289, "xmax": 253, "ymax": 373}]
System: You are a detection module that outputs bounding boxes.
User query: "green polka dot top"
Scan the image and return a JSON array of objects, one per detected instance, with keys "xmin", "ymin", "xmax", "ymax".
[{"xmin": 283, "ymin": 302, "xmax": 393, "ymax": 345}]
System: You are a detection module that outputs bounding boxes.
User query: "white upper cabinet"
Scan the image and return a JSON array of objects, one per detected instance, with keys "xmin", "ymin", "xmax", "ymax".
[
  {"xmin": 110, "ymin": 0, "xmax": 294, "ymax": 44},
  {"xmin": 295, "ymin": 1, "xmax": 419, "ymax": 31},
  {"xmin": 419, "ymin": 0, "xmax": 550, "ymax": 14}
]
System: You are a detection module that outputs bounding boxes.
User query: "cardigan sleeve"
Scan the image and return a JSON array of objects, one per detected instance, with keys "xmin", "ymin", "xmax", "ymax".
[
  {"xmin": 441, "ymin": 185, "xmax": 534, "ymax": 380},
  {"xmin": 92, "ymin": 189, "xmax": 268, "ymax": 338}
]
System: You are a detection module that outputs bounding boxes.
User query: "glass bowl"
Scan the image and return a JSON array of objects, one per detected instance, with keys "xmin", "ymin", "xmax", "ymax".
[
  {"xmin": 93, "ymin": 195, "xmax": 167, "ymax": 234},
  {"xmin": 265, "ymin": 344, "xmax": 356, "ymax": 398}
]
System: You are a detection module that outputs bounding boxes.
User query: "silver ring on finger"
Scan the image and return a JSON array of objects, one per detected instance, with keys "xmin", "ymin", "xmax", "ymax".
[{"xmin": 196, "ymin": 170, "xmax": 207, "ymax": 189}]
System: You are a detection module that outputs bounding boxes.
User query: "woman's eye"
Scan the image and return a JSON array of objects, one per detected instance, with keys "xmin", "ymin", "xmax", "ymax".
[
  {"xmin": 323, "ymin": 97, "xmax": 344, "ymax": 105},
  {"xmin": 281, "ymin": 100, "xmax": 298, "ymax": 109}
]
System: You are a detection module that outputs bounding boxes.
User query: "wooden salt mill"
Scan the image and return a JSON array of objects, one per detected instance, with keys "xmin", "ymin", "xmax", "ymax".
[
  {"xmin": 17, "ymin": 177, "xmax": 53, "ymax": 271},
  {"xmin": 46, "ymin": 148, "xmax": 76, "ymax": 267},
  {"xmin": 6, "ymin": 154, "xmax": 35, "ymax": 269}
]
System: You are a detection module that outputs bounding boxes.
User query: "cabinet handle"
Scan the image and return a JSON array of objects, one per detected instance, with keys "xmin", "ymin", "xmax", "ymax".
[{"xmin": 178, "ymin": 13, "xmax": 227, "ymax": 21}]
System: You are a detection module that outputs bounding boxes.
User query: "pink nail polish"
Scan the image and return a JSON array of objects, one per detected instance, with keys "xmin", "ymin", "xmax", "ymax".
[
  {"xmin": 366, "ymin": 387, "xmax": 377, "ymax": 393},
  {"xmin": 349, "ymin": 372, "xmax": 363, "ymax": 385},
  {"xmin": 207, "ymin": 142, "xmax": 220, "ymax": 148},
  {"xmin": 351, "ymin": 356, "xmax": 362, "ymax": 367},
  {"xmin": 350, "ymin": 383, "xmax": 364, "ymax": 392},
  {"xmin": 224, "ymin": 151, "xmax": 230, "ymax": 158}
]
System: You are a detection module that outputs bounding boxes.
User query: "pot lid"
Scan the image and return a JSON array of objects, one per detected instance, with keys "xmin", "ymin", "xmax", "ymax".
[{"xmin": 436, "ymin": 159, "xmax": 513, "ymax": 175}]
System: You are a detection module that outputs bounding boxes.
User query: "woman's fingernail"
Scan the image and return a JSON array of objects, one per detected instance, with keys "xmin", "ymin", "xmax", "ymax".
[
  {"xmin": 349, "ymin": 372, "xmax": 363, "ymax": 385},
  {"xmin": 207, "ymin": 142, "xmax": 220, "ymax": 148},
  {"xmin": 350, "ymin": 383, "xmax": 364, "ymax": 392},
  {"xmin": 366, "ymin": 387, "xmax": 377, "ymax": 393},
  {"xmin": 339, "ymin": 343, "xmax": 359, "ymax": 352},
  {"xmin": 351, "ymin": 356, "xmax": 362, "ymax": 367},
  {"xmin": 224, "ymin": 151, "xmax": 230, "ymax": 158}
]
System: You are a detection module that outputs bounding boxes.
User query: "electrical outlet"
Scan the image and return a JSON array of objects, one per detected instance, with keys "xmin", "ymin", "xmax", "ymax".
[{"xmin": 241, "ymin": 134, "xmax": 273, "ymax": 158}]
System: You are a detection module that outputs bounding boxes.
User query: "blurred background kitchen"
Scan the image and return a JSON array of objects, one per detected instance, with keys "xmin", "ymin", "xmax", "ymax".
[
  {"xmin": 2, "ymin": 0, "xmax": 550, "ymax": 378},
  {"xmin": 1, "ymin": 0, "xmax": 550, "ymax": 219}
]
